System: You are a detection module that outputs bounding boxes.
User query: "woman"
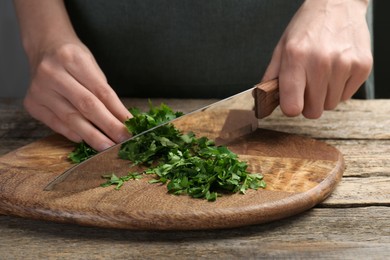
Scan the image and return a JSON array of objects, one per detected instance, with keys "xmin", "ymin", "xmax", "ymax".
[{"xmin": 13, "ymin": 0, "xmax": 373, "ymax": 151}]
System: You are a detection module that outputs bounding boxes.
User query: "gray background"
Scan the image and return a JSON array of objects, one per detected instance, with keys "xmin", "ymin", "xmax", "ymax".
[
  {"xmin": 0, "ymin": 1, "xmax": 384, "ymax": 99},
  {"xmin": 0, "ymin": 1, "xmax": 29, "ymax": 98}
]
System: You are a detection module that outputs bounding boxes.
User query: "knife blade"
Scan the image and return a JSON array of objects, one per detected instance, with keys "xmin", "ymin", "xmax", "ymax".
[{"xmin": 44, "ymin": 79, "xmax": 279, "ymax": 192}]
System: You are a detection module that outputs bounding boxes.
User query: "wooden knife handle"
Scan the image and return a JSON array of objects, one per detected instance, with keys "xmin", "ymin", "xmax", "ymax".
[{"xmin": 254, "ymin": 79, "xmax": 280, "ymax": 119}]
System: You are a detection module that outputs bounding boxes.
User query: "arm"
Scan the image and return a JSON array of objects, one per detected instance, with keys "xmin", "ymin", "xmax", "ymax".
[
  {"xmin": 13, "ymin": 0, "xmax": 132, "ymax": 151},
  {"xmin": 262, "ymin": 0, "xmax": 373, "ymax": 118}
]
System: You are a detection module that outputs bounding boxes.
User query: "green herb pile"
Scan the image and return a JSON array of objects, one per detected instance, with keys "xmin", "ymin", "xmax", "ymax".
[{"xmin": 68, "ymin": 103, "xmax": 266, "ymax": 201}]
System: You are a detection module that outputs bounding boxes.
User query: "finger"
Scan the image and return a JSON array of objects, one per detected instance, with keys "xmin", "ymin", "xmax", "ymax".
[
  {"xmin": 302, "ymin": 57, "xmax": 330, "ymax": 119},
  {"xmin": 342, "ymin": 73, "xmax": 366, "ymax": 101},
  {"xmin": 24, "ymin": 95, "xmax": 82, "ymax": 143},
  {"xmin": 302, "ymin": 81, "xmax": 327, "ymax": 119},
  {"xmin": 28, "ymin": 87, "xmax": 116, "ymax": 151},
  {"xmin": 49, "ymin": 70, "xmax": 131, "ymax": 144},
  {"xmin": 277, "ymin": 47, "xmax": 306, "ymax": 117},
  {"xmin": 62, "ymin": 49, "xmax": 132, "ymax": 122},
  {"xmin": 34, "ymin": 90, "xmax": 117, "ymax": 151},
  {"xmin": 325, "ymin": 80, "xmax": 347, "ymax": 111},
  {"xmin": 341, "ymin": 56, "xmax": 373, "ymax": 101},
  {"xmin": 324, "ymin": 57, "xmax": 351, "ymax": 110}
]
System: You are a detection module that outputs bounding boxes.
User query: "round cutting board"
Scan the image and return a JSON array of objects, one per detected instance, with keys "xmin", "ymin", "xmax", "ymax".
[{"xmin": 0, "ymin": 128, "xmax": 344, "ymax": 230}]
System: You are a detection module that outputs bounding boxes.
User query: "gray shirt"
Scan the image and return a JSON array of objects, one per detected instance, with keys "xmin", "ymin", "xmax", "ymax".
[{"xmin": 65, "ymin": 0, "xmax": 303, "ymax": 98}]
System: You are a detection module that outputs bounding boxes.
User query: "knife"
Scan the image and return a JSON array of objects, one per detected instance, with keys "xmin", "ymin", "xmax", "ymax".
[{"xmin": 44, "ymin": 79, "xmax": 279, "ymax": 192}]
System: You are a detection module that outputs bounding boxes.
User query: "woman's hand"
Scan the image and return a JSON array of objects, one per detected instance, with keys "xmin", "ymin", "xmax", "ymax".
[
  {"xmin": 263, "ymin": 0, "xmax": 373, "ymax": 118},
  {"xmin": 14, "ymin": 0, "xmax": 131, "ymax": 151},
  {"xmin": 25, "ymin": 41, "xmax": 132, "ymax": 151}
]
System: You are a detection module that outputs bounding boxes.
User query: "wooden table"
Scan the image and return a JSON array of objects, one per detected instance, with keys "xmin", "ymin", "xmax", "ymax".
[{"xmin": 0, "ymin": 98, "xmax": 389, "ymax": 259}]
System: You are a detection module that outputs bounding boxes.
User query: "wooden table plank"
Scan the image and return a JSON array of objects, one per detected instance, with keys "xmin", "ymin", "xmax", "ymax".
[
  {"xmin": 323, "ymin": 177, "xmax": 390, "ymax": 206},
  {"xmin": 0, "ymin": 207, "xmax": 389, "ymax": 259},
  {"xmin": 326, "ymin": 140, "xmax": 390, "ymax": 178},
  {"xmin": 260, "ymin": 100, "xmax": 390, "ymax": 140}
]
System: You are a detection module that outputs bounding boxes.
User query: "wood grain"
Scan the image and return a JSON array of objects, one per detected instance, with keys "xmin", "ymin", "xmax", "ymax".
[
  {"xmin": 0, "ymin": 126, "xmax": 344, "ymax": 230},
  {"xmin": 254, "ymin": 79, "xmax": 280, "ymax": 118}
]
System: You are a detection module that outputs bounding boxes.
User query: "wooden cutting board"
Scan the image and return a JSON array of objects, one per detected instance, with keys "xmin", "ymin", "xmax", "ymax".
[
  {"xmin": 0, "ymin": 129, "xmax": 344, "ymax": 230},
  {"xmin": 0, "ymin": 110, "xmax": 344, "ymax": 230}
]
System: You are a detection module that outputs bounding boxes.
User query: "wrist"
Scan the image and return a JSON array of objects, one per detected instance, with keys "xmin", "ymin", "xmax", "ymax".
[{"xmin": 13, "ymin": 0, "xmax": 79, "ymax": 62}]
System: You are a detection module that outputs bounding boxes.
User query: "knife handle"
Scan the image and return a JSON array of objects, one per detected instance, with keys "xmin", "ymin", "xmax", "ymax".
[{"xmin": 254, "ymin": 79, "xmax": 280, "ymax": 119}]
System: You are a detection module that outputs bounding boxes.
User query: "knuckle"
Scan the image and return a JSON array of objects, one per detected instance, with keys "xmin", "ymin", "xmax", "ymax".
[
  {"xmin": 285, "ymin": 41, "xmax": 333, "ymax": 71},
  {"xmin": 83, "ymin": 133, "xmax": 113, "ymax": 151},
  {"xmin": 63, "ymin": 110, "xmax": 80, "ymax": 125},
  {"xmin": 336, "ymin": 51, "xmax": 373, "ymax": 75},
  {"xmin": 75, "ymin": 95, "xmax": 99, "ymax": 115},
  {"xmin": 81, "ymin": 130, "xmax": 100, "ymax": 143},
  {"xmin": 284, "ymin": 41, "xmax": 307, "ymax": 61},
  {"xmin": 95, "ymin": 87, "xmax": 114, "ymax": 103},
  {"xmin": 56, "ymin": 44, "xmax": 90, "ymax": 65},
  {"xmin": 35, "ymin": 58, "xmax": 55, "ymax": 77},
  {"xmin": 57, "ymin": 44, "xmax": 77, "ymax": 63},
  {"xmin": 67, "ymin": 133, "xmax": 82, "ymax": 144},
  {"xmin": 357, "ymin": 52, "xmax": 374, "ymax": 74},
  {"xmin": 334, "ymin": 52, "xmax": 351, "ymax": 69}
]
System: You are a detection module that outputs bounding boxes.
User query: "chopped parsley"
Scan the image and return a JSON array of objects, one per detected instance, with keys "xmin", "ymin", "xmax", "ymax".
[
  {"xmin": 68, "ymin": 102, "xmax": 266, "ymax": 201},
  {"xmin": 68, "ymin": 141, "xmax": 98, "ymax": 163}
]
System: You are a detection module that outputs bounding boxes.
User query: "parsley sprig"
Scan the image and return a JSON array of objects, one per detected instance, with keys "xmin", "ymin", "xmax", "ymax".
[{"xmin": 69, "ymin": 102, "xmax": 266, "ymax": 201}]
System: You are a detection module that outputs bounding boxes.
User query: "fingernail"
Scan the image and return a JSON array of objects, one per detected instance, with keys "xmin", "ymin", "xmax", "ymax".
[
  {"xmin": 118, "ymin": 133, "xmax": 131, "ymax": 143},
  {"xmin": 100, "ymin": 142, "xmax": 113, "ymax": 151}
]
